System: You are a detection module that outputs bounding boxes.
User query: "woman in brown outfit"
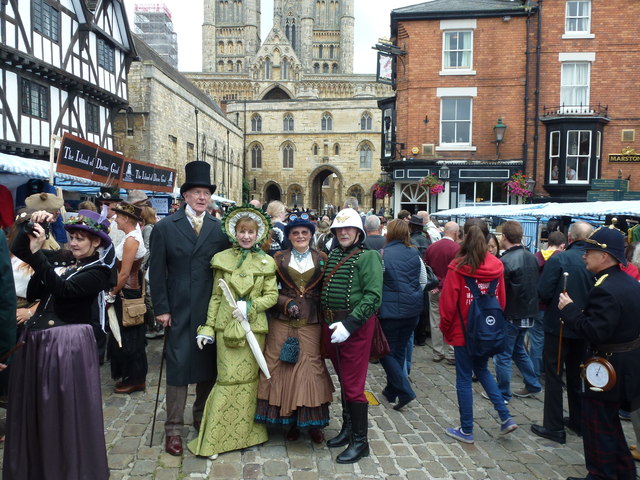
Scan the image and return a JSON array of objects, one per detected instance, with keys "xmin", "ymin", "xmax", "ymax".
[{"xmin": 255, "ymin": 214, "xmax": 334, "ymax": 443}]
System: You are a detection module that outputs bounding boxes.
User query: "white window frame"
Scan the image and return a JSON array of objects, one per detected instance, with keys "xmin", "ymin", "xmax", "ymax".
[
  {"xmin": 566, "ymin": 130, "xmax": 591, "ymax": 184},
  {"xmin": 563, "ymin": 1, "xmax": 594, "ymax": 39},
  {"xmin": 548, "ymin": 131, "xmax": 560, "ymax": 184},
  {"xmin": 441, "ymin": 30, "xmax": 475, "ymax": 75},
  {"xmin": 459, "ymin": 182, "xmax": 507, "ymax": 207},
  {"xmin": 560, "ymin": 61, "xmax": 591, "ymax": 113},
  {"xmin": 438, "ymin": 97, "xmax": 473, "ymax": 150}
]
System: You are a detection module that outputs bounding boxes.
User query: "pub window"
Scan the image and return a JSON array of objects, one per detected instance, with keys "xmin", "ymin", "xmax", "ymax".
[
  {"xmin": 549, "ymin": 130, "xmax": 560, "ymax": 183},
  {"xmin": 566, "ymin": 130, "xmax": 591, "ymax": 183},
  {"xmin": 21, "ymin": 78, "xmax": 49, "ymax": 120}
]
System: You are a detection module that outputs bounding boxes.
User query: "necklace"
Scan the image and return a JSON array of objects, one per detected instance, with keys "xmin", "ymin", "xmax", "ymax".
[{"xmin": 292, "ymin": 248, "xmax": 310, "ymax": 263}]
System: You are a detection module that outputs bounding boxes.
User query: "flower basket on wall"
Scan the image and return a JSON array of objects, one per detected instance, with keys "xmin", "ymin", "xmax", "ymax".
[
  {"xmin": 504, "ymin": 171, "xmax": 532, "ymax": 201},
  {"xmin": 417, "ymin": 174, "xmax": 445, "ymax": 196},
  {"xmin": 372, "ymin": 180, "xmax": 394, "ymax": 199}
]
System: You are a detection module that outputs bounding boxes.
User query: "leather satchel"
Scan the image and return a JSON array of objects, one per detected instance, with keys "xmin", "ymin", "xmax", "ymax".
[
  {"xmin": 121, "ymin": 296, "xmax": 146, "ymax": 327},
  {"xmin": 369, "ymin": 313, "xmax": 390, "ymax": 361},
  {"xmin": 424, "ymin": 264, "xmax": 439, "ymax": 291}
]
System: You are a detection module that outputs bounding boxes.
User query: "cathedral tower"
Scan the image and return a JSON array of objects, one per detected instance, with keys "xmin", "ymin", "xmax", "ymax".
[{"xmin": 202, "ymin": 0, "xmax": 261, "ymax": 73}]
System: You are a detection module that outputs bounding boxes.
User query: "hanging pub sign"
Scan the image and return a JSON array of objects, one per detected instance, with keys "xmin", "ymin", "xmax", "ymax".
[
  {"xmin": 121, "ymin": 157, "xmax": 175, "ymax": 192},
  {"xmin": 56, "ymin": 133, "xmax": 176, "ymax": 192},
  {"xmin": 57, "ymin": 133, "xmax": 122, "ymax": 184}
]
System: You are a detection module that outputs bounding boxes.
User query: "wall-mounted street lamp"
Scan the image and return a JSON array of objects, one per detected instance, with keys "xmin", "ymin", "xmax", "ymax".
[
  {"xmin": 525, "ymin": 176, "xmax": 536, "ymax": 197},
  {"xmin": 438, "ymin": 164, "xmax": 450, "ymax": 180},
  {"xmin": 493, "ymin": 117, "xmax": 507, "ymax": 159}
]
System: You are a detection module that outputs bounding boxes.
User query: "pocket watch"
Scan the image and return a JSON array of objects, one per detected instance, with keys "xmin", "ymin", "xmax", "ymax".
[{"xmin": 583, "ymin": 356, "xmax": 617, "ymax": 392}]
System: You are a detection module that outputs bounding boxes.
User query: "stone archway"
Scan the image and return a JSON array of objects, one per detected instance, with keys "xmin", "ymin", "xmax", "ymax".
[
  {"xmin": 309, "ymin": 167, "xmax": 342, "ymax": 213},
  {"xmin": 264, "ymin": 182, "xmax": 282, "ymax": 202}
]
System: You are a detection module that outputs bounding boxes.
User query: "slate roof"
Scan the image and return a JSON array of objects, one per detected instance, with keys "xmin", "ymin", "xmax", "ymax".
[
  {"xmin": 131, "ymin": 34, "xmax": 224, "ymax": 117},
  {"xmin": 392, "ymin": 0, "xmax": 533, "ymax": 21}
]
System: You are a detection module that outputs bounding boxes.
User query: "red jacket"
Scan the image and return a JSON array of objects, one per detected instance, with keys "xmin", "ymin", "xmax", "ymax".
[
  {"xmin": 439, "ymin": 254, "xmax": 506, "ymax": 346},
  {"xmin": 621, "ymin": 262, "xmax": 640, "ymax": 280}
]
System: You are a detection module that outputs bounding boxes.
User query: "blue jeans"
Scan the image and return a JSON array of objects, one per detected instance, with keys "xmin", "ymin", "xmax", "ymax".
[
  {"xmin": 527, "ymin": 311, "xmax": 545, "ymax": 378},
  {"xmin": 454, "ymin": 346, "xmax": 511, "ymax": 434},
  {"xmin": 404, "ymin": 332, "xmax": 414, "ymax": 374},
  {"xmin": 493, "ymin": 321, "xmax": 542, "ymax": 401},
  {"xmin": 380, "ymin": 316, "xmax": 418, "ymax": 403}
]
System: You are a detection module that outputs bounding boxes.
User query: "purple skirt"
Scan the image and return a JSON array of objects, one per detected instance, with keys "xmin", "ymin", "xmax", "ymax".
[{"xmin": 3, "ymin": 324, "xmax": 109, "ymax": 480}]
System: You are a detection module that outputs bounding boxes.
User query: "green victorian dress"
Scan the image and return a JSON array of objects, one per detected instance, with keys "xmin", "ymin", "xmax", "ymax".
[{"xmin": 188, "ymin": 246, "xmax": 278, "ymax": 457}]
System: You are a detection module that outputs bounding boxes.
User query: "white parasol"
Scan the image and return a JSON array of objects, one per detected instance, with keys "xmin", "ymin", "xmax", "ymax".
[
  {"xmin": 107, "ymin": 305, "xmax": 122, "ymax": 348},
  {"xmin": 218, "ymin": 279, "xmax": 270, "ymax": 380}
]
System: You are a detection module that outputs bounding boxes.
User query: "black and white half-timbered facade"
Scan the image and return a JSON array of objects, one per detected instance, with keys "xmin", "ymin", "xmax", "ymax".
[{"xmin": 0, "ymin": 0, "xmax": 135, "ymax": 158}]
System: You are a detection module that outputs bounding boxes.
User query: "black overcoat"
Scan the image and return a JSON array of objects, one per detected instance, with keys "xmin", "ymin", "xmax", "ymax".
[{"xmin": 149, "ymin": 207, "xmax": 229, "ymax": 386}]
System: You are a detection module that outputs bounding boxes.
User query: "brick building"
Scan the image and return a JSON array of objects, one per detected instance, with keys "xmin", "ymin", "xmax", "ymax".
[{"xmin": 383, "ymin": 0, "xmax": 640, "ymax": 210}]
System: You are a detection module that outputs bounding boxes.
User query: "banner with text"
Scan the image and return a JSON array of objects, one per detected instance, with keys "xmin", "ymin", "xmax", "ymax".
[{"xmin": 56, "ymin": 133, "xmax": 176, "ymax": 192}]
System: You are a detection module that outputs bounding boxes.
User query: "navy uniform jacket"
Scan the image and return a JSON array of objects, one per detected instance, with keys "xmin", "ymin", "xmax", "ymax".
[{"xmin": 561, "ymin": 265, "xmax": 640, "ymax": 402}]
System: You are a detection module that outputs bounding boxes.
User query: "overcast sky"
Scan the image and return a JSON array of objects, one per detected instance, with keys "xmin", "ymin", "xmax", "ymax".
[{"xmin": 123, "ymin": 0, "xmax": 421, "ymax": 73}]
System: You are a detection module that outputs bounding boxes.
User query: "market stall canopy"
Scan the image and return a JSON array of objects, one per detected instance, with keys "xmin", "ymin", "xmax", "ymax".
[
  {"xmin": 0, "ymin": 151, "xmax": 102, "ymax": 189},
  {"xmin": 432, "ymin": 201, "xmax": 640, "ymax": 219}
]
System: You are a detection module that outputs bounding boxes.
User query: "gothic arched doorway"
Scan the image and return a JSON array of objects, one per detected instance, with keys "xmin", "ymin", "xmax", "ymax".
[{"xmin": 265, "ymin": 183, "xmax": 282, "ymax": 203}]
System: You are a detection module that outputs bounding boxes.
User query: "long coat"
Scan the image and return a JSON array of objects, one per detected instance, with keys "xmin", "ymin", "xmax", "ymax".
[{"xmin": 149, "ymin": 206, "xmax": 229, "ymax": 386}]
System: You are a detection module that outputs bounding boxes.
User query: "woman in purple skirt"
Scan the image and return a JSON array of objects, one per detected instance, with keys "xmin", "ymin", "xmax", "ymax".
[{"xmin": 4, "ymin": 208, "xmax": 115, "ymax": 480}]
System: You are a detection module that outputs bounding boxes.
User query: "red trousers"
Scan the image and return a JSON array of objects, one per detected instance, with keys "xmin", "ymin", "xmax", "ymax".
[{"xmin": 322, "ymin": 317, "xmax": 374, "ymax": 402}]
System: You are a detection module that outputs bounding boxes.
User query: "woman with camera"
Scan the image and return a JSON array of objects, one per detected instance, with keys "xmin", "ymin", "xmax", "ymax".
[{"xmin": 4, "ymin": 209, "xmax": 115, "ymax": 480}]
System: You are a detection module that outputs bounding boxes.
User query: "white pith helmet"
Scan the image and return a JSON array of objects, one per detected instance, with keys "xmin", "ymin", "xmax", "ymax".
[{"xmin": 330, "ymin": 208, "xmax": 366, "ymax": 239}]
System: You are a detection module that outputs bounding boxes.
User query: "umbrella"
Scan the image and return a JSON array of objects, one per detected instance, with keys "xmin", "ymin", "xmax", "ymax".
[
  {"xmin": 218, "ymin": 279, "xmax": 271, "ymax": 380},
  {"xmin": 107, "ymin": 305, "xmax": 122, "ymax": 348}
]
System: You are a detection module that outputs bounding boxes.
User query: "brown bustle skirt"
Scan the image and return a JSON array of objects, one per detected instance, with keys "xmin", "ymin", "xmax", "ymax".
[{"xmin": 256, "ymin": 320, "xmax": 334, "ymax": 428}]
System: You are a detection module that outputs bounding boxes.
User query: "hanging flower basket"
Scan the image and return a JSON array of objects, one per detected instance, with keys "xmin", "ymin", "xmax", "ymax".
[
  {"xmin": 417, "ymin": 174, "xmax": 445, "ymax": 196},
  {"xmin": 504, "ymin": 171, "xmax": 532, "ymax": 199},
  {"xmin": 372, "ymin": 180, "xmax": 394, "ymax": 199}
]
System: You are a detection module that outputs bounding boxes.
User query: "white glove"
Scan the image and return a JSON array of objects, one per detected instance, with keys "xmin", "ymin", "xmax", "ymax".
[
  {"xmin": 196, "ymin": 335, "xmax": 214, "ymax": 350},
  {"xmin": 231, "ymin": 307, "xmax": 245, "ymax": 321},
  {"xmin": 329, "ymin": 322, "xmax": 351, "ymax": 343}
]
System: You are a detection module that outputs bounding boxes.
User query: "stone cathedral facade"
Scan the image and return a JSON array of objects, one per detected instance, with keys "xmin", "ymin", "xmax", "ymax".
[{"xmin": 187, "ymin": 0, "xmax": 391, "ymax": 211}]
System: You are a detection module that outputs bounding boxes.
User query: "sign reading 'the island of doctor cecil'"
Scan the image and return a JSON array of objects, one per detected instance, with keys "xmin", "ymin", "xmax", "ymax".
[{"xmin": 56, "ymin": 133, "xmax": 176, "ymax": 192}]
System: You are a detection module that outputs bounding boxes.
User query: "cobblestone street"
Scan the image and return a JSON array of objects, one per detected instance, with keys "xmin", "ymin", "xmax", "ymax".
[{"xmin": 2, "ymin": 337, "xmax": 637, "ymax": 479}]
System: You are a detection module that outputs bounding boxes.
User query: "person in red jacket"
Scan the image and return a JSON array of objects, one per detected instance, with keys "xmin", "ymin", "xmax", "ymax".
[{"xmin": 439, "ymin": 225, "xmax": 518, "ymax": 444}]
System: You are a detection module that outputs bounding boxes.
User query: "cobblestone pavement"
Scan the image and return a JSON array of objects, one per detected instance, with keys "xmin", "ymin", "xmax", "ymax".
[{"xmin": 1, "ymin": 337, "xmax": 637, "ymax": 479}]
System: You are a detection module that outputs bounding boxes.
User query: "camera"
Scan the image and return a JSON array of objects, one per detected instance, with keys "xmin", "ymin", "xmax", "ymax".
[{"xmin": 24, "ymin": 220, "xmax": 50, "ymax": 239}]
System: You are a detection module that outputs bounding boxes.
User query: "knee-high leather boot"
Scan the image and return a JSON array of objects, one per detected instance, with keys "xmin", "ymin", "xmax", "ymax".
[
  {"xmin": 336, "ymin": 401, "xmax": 369, "ymax": 464},
  {"xmin": 327, "ymin": 404, "xmax": 351, "ymax": 448}
]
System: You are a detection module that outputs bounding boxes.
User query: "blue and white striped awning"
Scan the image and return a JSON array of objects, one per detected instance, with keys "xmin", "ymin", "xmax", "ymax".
[
  {"xmin": 0, "ymin": 152, "xmax": 102, "ymax": 186},
  {"xmin": 432, "ymin": 201, "xmax": 640, "ymax": 219}
]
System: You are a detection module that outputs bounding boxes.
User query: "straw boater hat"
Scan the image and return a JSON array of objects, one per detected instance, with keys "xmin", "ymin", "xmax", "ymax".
[
  {"xmin": 112, "ymin": 202, "xmax": 143, "ymax": 222},
  {"xmin": 25, "ymin": 193, "xmax": 63, "ymax": 213},
  {"xmin": 180, "ymin": 161, "xmax": 216, "ymax": 196},
  {"xmin": 64, "ymin": 209, "xmax": 112, "ymax": 247}
]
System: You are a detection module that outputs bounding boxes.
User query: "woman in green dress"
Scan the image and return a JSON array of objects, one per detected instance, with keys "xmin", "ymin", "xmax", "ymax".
[{"xmin": 188, "ymin": 205, "xmax": 278, "ymax": 459}]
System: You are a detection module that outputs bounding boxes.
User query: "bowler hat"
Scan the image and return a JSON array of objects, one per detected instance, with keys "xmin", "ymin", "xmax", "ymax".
[
  {"xmin": 409, "ymin": 215, "xmax": 424, "ymax": 227},
  {"xmin": 180, "ymin": 161, "xmax": 216, "ymax": 196},
  {"xmin": 584, "ymin": 225, "xmax": 627, "ymax": 266}
]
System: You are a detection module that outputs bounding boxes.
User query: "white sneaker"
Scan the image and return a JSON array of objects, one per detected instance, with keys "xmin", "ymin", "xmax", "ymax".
[{"xmin": 481, "ymin": 391, "xmax": 509, "ymax": 405}]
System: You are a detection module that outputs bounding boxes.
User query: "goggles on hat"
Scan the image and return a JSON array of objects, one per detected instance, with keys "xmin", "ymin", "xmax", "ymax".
[{"xmin": 288, "ymin": 213, "xmax": 309, "ymax": 222}]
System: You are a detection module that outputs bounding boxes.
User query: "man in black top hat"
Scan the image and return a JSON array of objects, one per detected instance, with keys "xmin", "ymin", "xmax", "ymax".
[
  {"xmin": 559, "ymin": 224, "xmax": 640, "ymax": 480},
  {"xmin": 149, "ymin": 161, "xmax": 230, "ymax": 456}
]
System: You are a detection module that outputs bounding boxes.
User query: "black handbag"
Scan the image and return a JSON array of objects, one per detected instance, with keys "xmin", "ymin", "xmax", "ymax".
[{"xmin": 424, "ymin": 264, "xmax": 440, "ymax": 291}]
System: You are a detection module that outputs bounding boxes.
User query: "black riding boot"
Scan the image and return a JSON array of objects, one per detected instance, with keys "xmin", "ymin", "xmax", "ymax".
[
  {"xmin": 336, "ymin": 401, "xmax": 369, "ymax": 464},
  {"xmin": 326, "ymin": 405, "xmax": 351, "ymax": 448}
]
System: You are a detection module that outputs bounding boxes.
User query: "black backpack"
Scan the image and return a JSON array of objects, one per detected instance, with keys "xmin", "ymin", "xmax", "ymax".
[{"xmin": 458, "ymin": 276, "xmax": 507, "ymax": 358}]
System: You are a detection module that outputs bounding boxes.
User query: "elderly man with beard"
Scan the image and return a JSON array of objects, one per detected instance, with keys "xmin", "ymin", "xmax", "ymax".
[{"xmin": 320, "ymin": 208, "xmax": 382, "ymax": 464}]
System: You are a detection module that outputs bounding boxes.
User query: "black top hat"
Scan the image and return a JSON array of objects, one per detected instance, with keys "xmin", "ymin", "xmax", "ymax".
[
  {"xmin": 584, "ymin": 224, "xmax": 628, "ymax": 266},
  {"xmin": 180, "ymin": 161, "xmax": 216, "ymax": 196},
  {"xmin": 97, "ymin": 186, "xmax": 123, "ymax": 202}
]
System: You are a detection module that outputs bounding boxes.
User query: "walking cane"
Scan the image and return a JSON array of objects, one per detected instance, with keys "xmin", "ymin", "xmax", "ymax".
[
  {"xmin": 557, "ymin": 272, "xmax": 569, "ymax": 375},
  {"xmin": 150, "ymin": 329, "xmax": 168, "ymax": 447}
]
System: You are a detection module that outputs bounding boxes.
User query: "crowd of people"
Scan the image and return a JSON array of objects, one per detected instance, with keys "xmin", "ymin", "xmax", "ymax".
[{"xmin": 1, "ymin": 160, "xmax": 639, "ymax": 480}]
